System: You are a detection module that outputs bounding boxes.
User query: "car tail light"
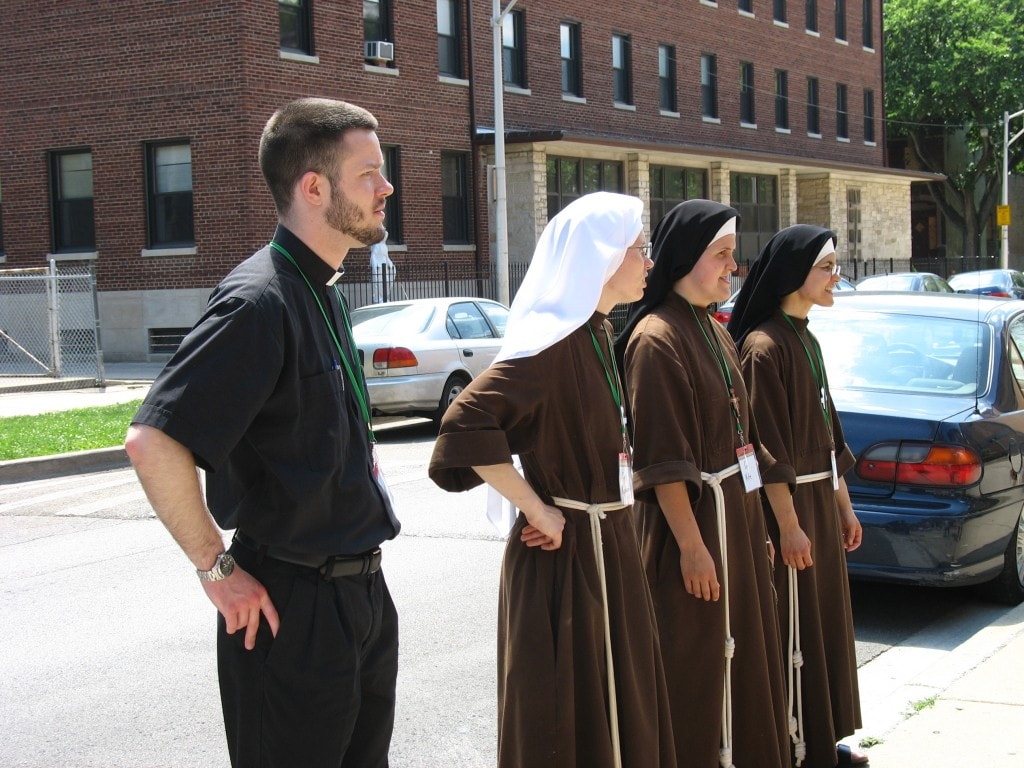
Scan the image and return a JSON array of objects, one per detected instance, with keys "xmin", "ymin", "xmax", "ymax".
[
  {"xmin": 712, "ymin": 310, "xmax": 731, "ymax": 324},
  {"xmin": 856, "ymin": 441, "xmax": 982, "ymax": 487},
  {"xmin": 372, "ymin": 347, "xmax": 418, "ymax": 370},
  {"xmin": 988, "ymin": 290, "xmax": 1011, "ymax": 298}
]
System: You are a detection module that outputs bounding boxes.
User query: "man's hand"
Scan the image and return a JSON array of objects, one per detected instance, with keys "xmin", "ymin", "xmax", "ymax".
[{"xmin": 202, "ymin": 567, "xmax": 280, "ymax": 650}]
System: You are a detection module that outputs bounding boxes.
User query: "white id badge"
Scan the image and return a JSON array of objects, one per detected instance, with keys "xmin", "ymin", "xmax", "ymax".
[
  {"xmin": 736, "ymin": 444, "xmax": 763, "ymax": 492},
  {"xmin": 830, "ymin": 449, "xmax": 840, "ymax": 490},
  {"xmin": 619, "ymin": 452, "xmax": 635, "ymax": 506},
  {"xmin": 371, "ymin": 443, "xmax": 398, "ymax": 516}
]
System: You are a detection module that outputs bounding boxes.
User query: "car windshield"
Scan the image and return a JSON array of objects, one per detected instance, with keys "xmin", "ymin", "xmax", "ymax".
[
  {"xmin": 350, "ymin": 303, "xmax": 436, "ymax": 335},
  {"xmin": 809, "ymin": 309, "xmax": 991, "ymax": 396}
]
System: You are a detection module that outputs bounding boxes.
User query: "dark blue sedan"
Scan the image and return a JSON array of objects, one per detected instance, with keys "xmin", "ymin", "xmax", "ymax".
[{"xmin": 809, "ymin": 292, "xmax": 1024, "ymax": 604}]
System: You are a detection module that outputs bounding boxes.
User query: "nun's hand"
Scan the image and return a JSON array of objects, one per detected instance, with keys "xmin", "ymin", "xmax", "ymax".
[
  {"xmin": 521, "ymin": 504, "xmax": 565, "ymax": 550},
  {"xmin": 680, "ymin": 542, "xmax": 720, "ymax": 601}
]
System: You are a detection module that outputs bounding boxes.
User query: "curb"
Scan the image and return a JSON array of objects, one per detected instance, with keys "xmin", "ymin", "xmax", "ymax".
[{"xmin": 0, "ymin": 447, "xmax": 130, "ymax": 484}]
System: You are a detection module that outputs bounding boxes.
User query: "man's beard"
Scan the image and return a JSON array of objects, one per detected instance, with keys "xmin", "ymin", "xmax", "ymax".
[{"xmin": 325, "ymin": 186, "xmax": 386, "ymax": 246}]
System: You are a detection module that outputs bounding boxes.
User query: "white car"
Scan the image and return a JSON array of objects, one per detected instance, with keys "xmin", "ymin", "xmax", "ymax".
[{"xmin": 351, "ymin": 297, "xmax": 510, "ymax": 420}]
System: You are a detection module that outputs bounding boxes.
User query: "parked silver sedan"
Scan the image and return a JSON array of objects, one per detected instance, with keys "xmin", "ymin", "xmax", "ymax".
[{"xmin": 351, "ymin": 297, "xmax": 509, "ymax": 420}]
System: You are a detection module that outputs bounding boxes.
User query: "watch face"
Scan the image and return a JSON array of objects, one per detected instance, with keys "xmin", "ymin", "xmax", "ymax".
[{"xmin": 216, "ymin": 553, "xmax": 235, "ymax": 579}]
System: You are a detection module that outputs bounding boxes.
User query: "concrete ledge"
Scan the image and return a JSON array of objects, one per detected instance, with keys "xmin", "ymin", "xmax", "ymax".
[{"xmin": 0, "ymin": 447, "xmax": 130, "ymax": 484}]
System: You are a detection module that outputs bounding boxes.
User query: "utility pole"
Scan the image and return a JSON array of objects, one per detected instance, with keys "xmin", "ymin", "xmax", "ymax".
[
  {"xmin": 1001, "ymin": 108, "xmax": 1024, "ymax": 269},
  {"xmin": 491, "ymin": 0, "xmax": 518, "ymax": 306}
]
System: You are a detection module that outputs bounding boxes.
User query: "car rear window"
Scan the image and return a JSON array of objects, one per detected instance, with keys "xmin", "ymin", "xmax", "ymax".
[
  {"xmin": 809, "ymin": 310, "xmax": 991, "ymax": 396},
  {"xmin": 351, "ymin": 304, "xmax": 435, "ymax": 335}
]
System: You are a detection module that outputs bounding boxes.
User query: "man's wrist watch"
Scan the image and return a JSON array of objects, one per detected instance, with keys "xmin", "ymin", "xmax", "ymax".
[{"xmin": 197, "ymin": 552, "xmax": 236, "ymax": 582}]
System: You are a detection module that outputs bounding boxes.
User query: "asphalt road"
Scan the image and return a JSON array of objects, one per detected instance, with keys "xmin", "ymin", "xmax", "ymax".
[{"xmin": 0, "ymin": 418, "xmax": 1015, "ymax": 766}]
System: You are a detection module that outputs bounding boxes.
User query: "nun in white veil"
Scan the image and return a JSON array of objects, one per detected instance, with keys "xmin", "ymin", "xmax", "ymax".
[{"xmin": 429, "ymin": 191, "xmax": 677, "ymax": 768}]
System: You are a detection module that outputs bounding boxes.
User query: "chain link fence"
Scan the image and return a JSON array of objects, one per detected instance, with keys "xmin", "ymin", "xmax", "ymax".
[{"xmin": 0, "ymin": 262, "xmax": 104, "ymax": 391}]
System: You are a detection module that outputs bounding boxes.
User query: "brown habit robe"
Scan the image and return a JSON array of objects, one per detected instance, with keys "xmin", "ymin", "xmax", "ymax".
[
  {"xmin": 740, "ymin": 310, "xmax": 862, "ymax": 768},
  {"xmin": 429, "ymin": 315, "xmax": 677, "ymax": 768},
  {"xmin": 624, "ymin": 293, "xmax": 790, "ymax": 768}
]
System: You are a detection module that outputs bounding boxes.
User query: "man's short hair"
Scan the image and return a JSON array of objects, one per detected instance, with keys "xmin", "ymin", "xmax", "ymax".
[{"xmin": 259, "ymin": 98, "xmax": 378, "ymax": 215}]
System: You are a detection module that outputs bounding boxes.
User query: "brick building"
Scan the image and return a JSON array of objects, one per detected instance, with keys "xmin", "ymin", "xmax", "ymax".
[{"xmin": 0, "ymin": 1, "xmax": 927, "ymax": 360}]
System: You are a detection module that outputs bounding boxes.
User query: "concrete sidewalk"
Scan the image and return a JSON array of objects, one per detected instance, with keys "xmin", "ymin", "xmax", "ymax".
[{"xmin": 842, "ymin": 599, "xmax": 1024, "ymax": 766}]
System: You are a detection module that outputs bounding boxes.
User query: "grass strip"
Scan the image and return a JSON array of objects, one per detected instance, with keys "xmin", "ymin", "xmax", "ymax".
[{"xmin": 0, "ymin": 400, "xmax": 144, "ymax": 461}]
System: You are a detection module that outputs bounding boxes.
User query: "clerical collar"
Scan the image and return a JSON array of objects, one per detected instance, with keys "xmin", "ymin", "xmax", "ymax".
[{"xmin": 271, "ymin": 224, "xmax": 341, "ymax": 287}]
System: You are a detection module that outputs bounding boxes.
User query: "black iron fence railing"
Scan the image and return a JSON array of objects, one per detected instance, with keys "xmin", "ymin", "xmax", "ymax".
[{"xmin": 339, "ymin": 255, "xmax": 1003, "ymax": 334}]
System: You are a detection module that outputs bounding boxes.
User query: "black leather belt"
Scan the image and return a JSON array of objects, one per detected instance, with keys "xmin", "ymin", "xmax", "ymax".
[{"xmin": 234, "ymin": 531, "xmax": 382, "ymax": 579}]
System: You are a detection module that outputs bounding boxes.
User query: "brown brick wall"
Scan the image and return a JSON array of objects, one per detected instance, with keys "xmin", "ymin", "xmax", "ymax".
[{"xmin": 1, "ymin": 0, "xmax": 885, "ymax": 293}]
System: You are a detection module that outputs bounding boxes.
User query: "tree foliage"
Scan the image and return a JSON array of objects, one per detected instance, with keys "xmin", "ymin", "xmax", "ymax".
[{"xmin": 885, "ymin": 0, "xmax": 1024, "ymax": 256}]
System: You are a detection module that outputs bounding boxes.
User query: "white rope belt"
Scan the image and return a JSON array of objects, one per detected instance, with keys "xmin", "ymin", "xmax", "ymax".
[
  {"xmin": 551, "ymin": 496, "xmax": 628, "ymax": 768},
  {"xmin": 699, "ymin": 462, "xmax": 742, "ymax": 768},
  {"xmin": 786, "ymin": 469, "xmax": 834, "ymax": 767}
]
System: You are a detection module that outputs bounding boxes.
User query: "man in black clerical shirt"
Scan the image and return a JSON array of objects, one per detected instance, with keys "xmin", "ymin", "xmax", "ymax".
[{"xmin": 125, "ymin": 98, "xmax": 400, "ymax": 768}]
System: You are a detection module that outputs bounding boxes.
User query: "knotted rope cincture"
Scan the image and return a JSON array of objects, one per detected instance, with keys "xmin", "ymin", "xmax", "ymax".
[
  {"xmin": 700, "ymin": 463, "xmax": 741, "ymax": 768},
  {"xmin": 787, "ymin": 469, "xmax": 834, "ymax": 767},
  {"xmin": 552, "ymin": 496, "xmax": 628, "ymax": 768}
]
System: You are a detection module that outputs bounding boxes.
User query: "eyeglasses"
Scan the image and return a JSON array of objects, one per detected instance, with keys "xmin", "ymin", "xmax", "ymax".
[
  {"xmin": 820, "ymin": 261, "xmax": 842, "ymax": 276},
  {"xmin": 631, "ymin": 242, "xmax": 653, "ymax": 258}
]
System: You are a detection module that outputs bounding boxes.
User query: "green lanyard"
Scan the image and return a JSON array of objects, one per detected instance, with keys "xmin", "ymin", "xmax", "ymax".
[
  {"xmin": 587, "ymin": 323, "xmax": 629, "ymax": 447},
  {"xmin": 690, "ymin": 302, "xmax": 746, "ymax": 445},
  {"xmin": 781, "ymin": 311, "xmax": 834, "ymax": 443},
  {"xmin": 270, "ymin": 241, "xmax": 375, "ymax": 442}
]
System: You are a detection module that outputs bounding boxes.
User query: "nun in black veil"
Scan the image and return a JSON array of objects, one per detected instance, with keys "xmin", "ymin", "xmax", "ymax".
[
  {"xmin": 728, "ymin": 224, "xmax": 867, "ymax": 768},
  {"xmin": 616, "ymin": 200, "xmax": 789, "ymax": 768}
]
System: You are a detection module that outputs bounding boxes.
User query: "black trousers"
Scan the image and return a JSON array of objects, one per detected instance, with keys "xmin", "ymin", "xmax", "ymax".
[{"xmin": 218, "ymin": 542, "xmax": 398, "ymax": 768}]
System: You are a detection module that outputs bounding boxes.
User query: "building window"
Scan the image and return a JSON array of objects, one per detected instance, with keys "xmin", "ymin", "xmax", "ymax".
[
  {"xmin": 362, "ymin": 0, "xmax": 389, "ymax": 64},
  {"xmin": 806, "ymin": 0, "xmax": 818, "ymax": 32},
  {"xmin": 774, "ymin": 0, "xmax": 787, "ymax": 23},
  {"xmin": 730, "ymin": 173, "xmax": 778, "ymax": 262},
  {"xmin": 279, "ymin": 0, "xmax": 313, "ymax": 55},
  {"xmin": 560, "ymin": 22, "xmax": 582, "ymax": 97},
  {"xmin": 546, "ymin": 157, "xmax": 623, "ymax": 219},
  {"xmin": 49, "ymin": 150, "xmax": 95, "ymax": 253},
  {"xmin": 775, "ymin": 70, "xmax": 789, "ymax": 130},
  {"xmin": 502, "ymin": 9, "xmax": 526, "ymax": 87},
  {"xmin": 835, "ymin": 0, "xmax": 847, "ymax": 41},
  {"xmin": 740, "ymin": 62, "xmax": 756, "ymax": 125},
  {"xmin": 847, "ymin": 188, "xmax": 862, "ymax": 259},
  {"xmin": 146, "ymin": 142, "xmax": 194, "ymax": 248},
  {"xmin": 441, "ymin": 152, "xmax": 471, "ymax": 244},
  {"xmin": 806, "ymin": 77, "xmax": 820, "ymax": 135},
  {"xmin": 612, "ymin": 34, "xmax": 632, "ymax": 105},
  {"xmin": 0, "ymin": 181, "xmax": 4, "ymax": 257},
  {"xmin": 863, "ymin": 89, "xmax": 876, "ymax": 143},
  {"xmin": 437, "ymin": 0, "xmax": 462, "ymax": 78},
  {"xmin": 701, "ymin": 53, "xmax": 718, "ymax": 119},
  {"xmin": 659, "ymin": 45, "xmax": 677, "ymax": 112},
  {"xmin": 739, "ymin": 0, "xmax": 753, "ymax": 12},
  {"xmin": 381, "ymin": 146, "xmax": 402, "ymax": 243},
  {"xmin": 862, "ymin": 0, "xmax": 874, "ymax": 48},
  {"xmin": 649, "ymin": 166, "xmax": 707, "ymax": 226},
  {"xmin": 837, "ymin": 83, "xmax": 849, "ymax": 139}
]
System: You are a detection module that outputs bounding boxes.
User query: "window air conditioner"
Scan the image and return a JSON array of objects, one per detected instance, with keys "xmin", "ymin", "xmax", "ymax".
[{"xmin": 365, "ymin": 41, "xmax": 394, "ymax": 63}]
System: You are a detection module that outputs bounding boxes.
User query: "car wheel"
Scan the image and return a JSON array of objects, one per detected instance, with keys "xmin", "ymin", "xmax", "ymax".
[
  {"xmin": 981, "ymin": 505, "xmax": 1024, "ymax": 605},
  {"xmin": 434, "ymin": 373, "xmax": 470, "ymax": 422}
]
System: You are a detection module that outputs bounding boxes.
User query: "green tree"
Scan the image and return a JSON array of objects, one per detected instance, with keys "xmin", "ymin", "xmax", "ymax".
[{"xmin": 885, "ymin": 0, "xmax": 1024, "ymax": 258}]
